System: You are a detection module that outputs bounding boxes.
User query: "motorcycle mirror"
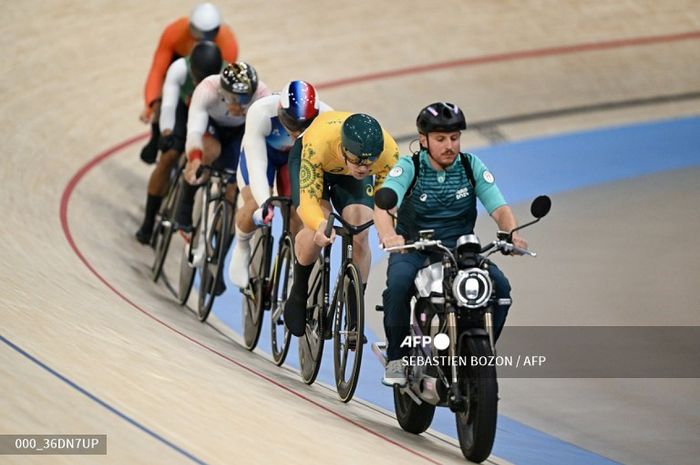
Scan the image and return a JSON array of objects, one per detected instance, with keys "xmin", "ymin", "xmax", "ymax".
[
  {"xmin": 375, "ymin": 187, "xmax": 398, "ymax": 210},
  {"xmin": 530, "ymin": 195, "xmax": 551, "ymax": 219}
]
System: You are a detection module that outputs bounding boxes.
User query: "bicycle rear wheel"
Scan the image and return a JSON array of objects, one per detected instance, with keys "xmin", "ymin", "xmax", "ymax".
[
  {"xmin": 270, "ymin": 234, "xmax": 293, "ymax": 366},
  {"xmin": 197, "ymin": 200, "xmax": 232, "ymax": 322},
  {"xmin": 298, "ymin": 260, "xmax": 324, "ymax": 385},
  {"xmin": 242, "ymin": 229, "xmax": 268, "ymax": 350},
  {"xmin": 333, "ymin": 263, "xmax": 364, "ymax": 402},
  {"xmin": 151, "ymin": 175, "xmax": 182, "ymax": 282}
]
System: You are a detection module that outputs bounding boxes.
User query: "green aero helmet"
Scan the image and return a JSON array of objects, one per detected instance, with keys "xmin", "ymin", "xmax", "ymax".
[{"xmin": 341, "ymin": 113, "xmax": 384, "ymax": 161}]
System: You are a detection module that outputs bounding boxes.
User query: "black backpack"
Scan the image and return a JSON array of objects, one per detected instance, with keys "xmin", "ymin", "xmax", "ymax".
[{"xmin": 406, "ymin": 152, "xmax": 476, "ymax": 198}]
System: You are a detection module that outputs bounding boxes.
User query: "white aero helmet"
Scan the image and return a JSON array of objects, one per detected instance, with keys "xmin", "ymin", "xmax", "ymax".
[{"xmin": 189, "ymin": 3, "xmax": 222, "ymax": 40}]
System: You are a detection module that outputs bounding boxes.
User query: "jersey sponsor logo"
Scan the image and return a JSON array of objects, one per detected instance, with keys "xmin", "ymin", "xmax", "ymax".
[
  {"xmin": 455, "ymin": 186, "xmax": 470, "ymax": 199},
  {"xmin": 483, "ymin": 171, "xmax": 495, "ymax": 183},
  {"xmin": 419, "ymin": 193, "xmax": 428, "ymax": 202},
  {"xmin": 389, "ymin": 166, "xmax": 403, "ymax": 177},
  {"xmin": 366, "ymin": 185, "xmax": 374, "ymax": 197}
]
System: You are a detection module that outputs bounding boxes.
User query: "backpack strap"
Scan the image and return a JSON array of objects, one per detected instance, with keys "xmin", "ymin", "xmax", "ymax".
[
  {"xmin": 406, "ymin": 152, "xmax": 421, "ymax": 198},
  {"xmin": 460, "ymin": 152, "xmax": 476, "ymax": 189},
  {"xmin": 406, "ymin": 152, "xmax": 475, "ymax": 198}
]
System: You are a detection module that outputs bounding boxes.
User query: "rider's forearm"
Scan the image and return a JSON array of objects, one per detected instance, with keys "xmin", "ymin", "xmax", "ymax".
[
  {"xmin": 490, "ymin": 205, "xmax": 518, "ymax": 232},
  {"xmin": 374, "ymin": 207, "xmax": 397, "ymax": 243}
]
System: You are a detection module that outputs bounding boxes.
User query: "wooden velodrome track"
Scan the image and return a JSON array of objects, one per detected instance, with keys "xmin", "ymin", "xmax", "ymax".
[{"xmin": 2, "ymin": 1, "xmax": 699, "ymax": 464}]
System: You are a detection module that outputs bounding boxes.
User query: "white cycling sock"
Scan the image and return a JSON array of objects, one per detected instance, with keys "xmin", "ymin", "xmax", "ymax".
[{"xmin": 229, "ymin": 227, "xmax": 255, "ymax": 288}]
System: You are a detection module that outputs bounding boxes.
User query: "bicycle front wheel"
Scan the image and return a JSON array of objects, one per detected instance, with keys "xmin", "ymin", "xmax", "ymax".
[
  {"xmin": 151, "ymin": 176, "xmax": 181, "ymax": 282},
  {"xmin": 177, "ymin": 197, "xmax": 202, "ymax": 306},
  {"xmin": 298, "ymin": 260, "xmax": 324, "ymax": 385},
  {"xmin": 270, "ymin": 234, "xmax": 293, "ymax": 366},
  {"xmin": 333, "ymin": 263, "xmax": 364, "ymax": 402},
  {"xmin": 242, "ymin": 229, "xmax": 268, "ymax": 350},
  {"xmin": 197, "ymin": 200, "xmax": 231, "ymax": 322}
]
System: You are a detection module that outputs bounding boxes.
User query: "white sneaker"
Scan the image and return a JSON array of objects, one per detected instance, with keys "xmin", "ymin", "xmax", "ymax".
[
  {"xmin": 192, "ymin": 240, "xmax": 205, "ymax": 269},
  {"xmin": 228, "ymin": 243, "xmax": 251, "ymax": 288},
  {"xmin": 382, "ymin": 360, "xmax": 407, "ymax": 387}
]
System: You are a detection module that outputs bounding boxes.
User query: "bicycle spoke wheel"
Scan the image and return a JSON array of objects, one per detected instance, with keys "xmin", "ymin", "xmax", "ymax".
[
  {"xmin": 333, "ymin": 263, "xmax": 364, "ymax": 403},
  {"xmin": 270, "ymin": 234, "xmax": 293, "ymax": 366},
  {"xmin": 197, "ymin": 201, "xmax": 230, "ymax": 322},
  {"xmin": 298, "ymin": 261, "xmax": 324, "ymax": 385},
  {"xmin": 242, "ymin": 230, "xmax": 267, "ymax": 350},
  {"xmin": 178, "ymin": 190, "xmax": 203, "ymax": 305},
  {"xmin": 151, "ymin": 178, "xmax": 181, "ymax": 282}
]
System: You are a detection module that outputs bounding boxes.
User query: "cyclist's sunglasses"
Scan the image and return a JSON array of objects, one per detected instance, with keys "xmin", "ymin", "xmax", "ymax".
[
  {"xmin": 342, "ymin": 147, "xmax": 375, "ymax": 167},
  {"xmin": 219, "ymin": 88, "xmax": 252, "ymax": 106}
]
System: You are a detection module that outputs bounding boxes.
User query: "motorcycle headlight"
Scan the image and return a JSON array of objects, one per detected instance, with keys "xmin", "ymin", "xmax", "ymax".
[{"xmin": 452, "ymin": 268, "xmax": 492, "ymax": 308}]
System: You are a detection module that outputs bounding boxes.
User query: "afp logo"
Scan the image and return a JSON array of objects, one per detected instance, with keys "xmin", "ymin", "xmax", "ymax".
[{"xmin": 400, "ymin": 333, "xmax": 450, "ymax": 350}]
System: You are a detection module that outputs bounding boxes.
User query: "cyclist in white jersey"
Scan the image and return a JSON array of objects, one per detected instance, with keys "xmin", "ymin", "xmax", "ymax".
[
  {"xmin": 228, "ymin": 81, "xmax": 332, "ymax": 288},
  {"xmin": 175, "ymin": 62, "xmax": 270, "ymax": 231}
]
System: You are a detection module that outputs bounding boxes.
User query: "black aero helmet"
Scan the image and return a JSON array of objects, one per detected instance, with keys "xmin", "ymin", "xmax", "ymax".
[
  {"xmin": 189, "ymin": 41, "xmax": 223, "ymax": 84},
  {"xmin": 416, "ymin": 102, "xmax": 466, "ymax": 134},
  {"xmin": 220, "ymin": 62, "xmax": 258, "ymax": 103},
  {"xmin": 341, "ymin": 113, "xmax": 384, "ymax": 160}
]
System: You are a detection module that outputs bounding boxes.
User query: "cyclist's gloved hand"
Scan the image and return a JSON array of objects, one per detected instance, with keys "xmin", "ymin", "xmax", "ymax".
[
  {"xmin": 253, "ymin": 205, "xmax": 274, "ymax": 226},
  {"xmin": 158, "ymin": 133, "xmax": 176, "ymax": 152}
]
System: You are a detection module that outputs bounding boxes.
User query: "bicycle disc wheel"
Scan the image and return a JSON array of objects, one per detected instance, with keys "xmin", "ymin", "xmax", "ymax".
[
  {"xmin": 298, "ymin": 260, "xmax": 324, "ymax": 385},
  {"xmin": 151, "ymin": 178, "xmax": 181, "ymax": 282},
  {"xmin": 270, "ymin": 234, "xmax": 293, "ymax": 366},
  {"xmin": 242, "ymin": 229, "xmax": 267, "ymax": 350},
  {"xmin": 197, "ymin": 200, "xmax": 231, "ymax": 322},
  {"xmin": 333, "ymin": 263, "xmax": 364, "ymax": 402}
]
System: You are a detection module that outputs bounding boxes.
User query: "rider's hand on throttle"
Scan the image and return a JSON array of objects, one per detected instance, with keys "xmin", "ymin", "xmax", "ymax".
[
  {"xmin": 381, "ymin": 234, "xmax": 405, "ymax": 251},
  {"xmin": 314, "ymin": 221, "xmax": 335, "ymax": 247},
  {"xmin": 511, "ymin": 231, "xmax": 528, "ymax": 255}
]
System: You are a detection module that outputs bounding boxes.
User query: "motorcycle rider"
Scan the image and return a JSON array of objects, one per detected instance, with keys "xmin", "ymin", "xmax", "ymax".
[{"xmin": 374, "ymin": 102, "xmax": 528, "ymax": 386}]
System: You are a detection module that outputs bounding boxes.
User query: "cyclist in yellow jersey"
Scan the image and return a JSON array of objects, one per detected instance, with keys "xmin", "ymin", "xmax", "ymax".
[{"xmin": 284, "ymin": 112, "xmax": 399, "ymax": 337}]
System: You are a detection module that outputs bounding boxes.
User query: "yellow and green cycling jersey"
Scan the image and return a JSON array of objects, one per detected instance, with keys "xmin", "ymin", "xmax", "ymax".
[{"xmin": 294, "ymin": 111, "xmax": 399, "ymax": 230}]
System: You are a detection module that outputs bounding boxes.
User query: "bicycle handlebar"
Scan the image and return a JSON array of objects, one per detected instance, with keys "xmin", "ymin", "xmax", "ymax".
[{"xmin": 324, "ymin": 212, "xmax": 374, "ymax": 238}]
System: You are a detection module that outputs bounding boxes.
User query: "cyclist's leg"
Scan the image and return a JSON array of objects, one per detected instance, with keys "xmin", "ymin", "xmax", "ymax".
[
  {"xmin": 176, "ymin": 123, "xmax": 220, "ymax": 229},
  {"xmin": 276, "ymin": 163, "xmax": 302, "ymax": 235},
  {"xmin": 230, "ymin": 145, "xmax": 285, "ymax": 288},
  {"xmin": 136, "ymin": 100, "xmax": 187, "ymax": 242},
  {"xmin": 330, "ymin": 174, "xmax": 375, "ymax": 283},
  {"xmin": 284, "ymin": 138, "xmax": 330, "ymax": 336},
  {"xmin": 215, "ymin": 124, "xmax": 243, "ymax": 233},
  {"xmin": 326, "ymin": 174, "xmax": 374, "ymax": 341}
]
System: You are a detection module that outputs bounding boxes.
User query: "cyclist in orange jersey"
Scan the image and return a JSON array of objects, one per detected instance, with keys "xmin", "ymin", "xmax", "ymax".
[{"xmin": 139, "ymin": 3, "xmax": 238, "ymax": 164}]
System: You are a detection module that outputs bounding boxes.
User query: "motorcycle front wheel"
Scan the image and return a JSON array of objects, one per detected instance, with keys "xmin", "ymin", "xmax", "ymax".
[
  {"xmin": 455, "ymin": 336, "xmax": 498, "ymax": 463},
  {"xmin": 393, "ymin": 384, "xmax": 436, "ymax": 434}
]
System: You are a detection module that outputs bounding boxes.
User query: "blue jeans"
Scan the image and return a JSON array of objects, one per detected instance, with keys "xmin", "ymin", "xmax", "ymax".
[{"xmin": 382, "ymin": 251, "xmax": 512, "ymax": 361}]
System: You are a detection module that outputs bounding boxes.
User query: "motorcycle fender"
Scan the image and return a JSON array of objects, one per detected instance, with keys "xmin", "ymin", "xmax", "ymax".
[{"xmin": 457, "ymin": 329, "xmax": 489, "ymax": 355}]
